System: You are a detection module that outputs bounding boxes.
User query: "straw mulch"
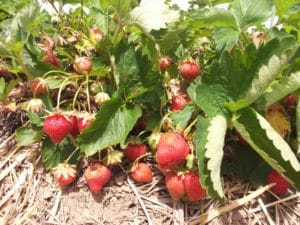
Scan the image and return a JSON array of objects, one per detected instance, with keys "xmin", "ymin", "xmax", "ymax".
[{"xmin": 1, "ymin": 106, "xmax": 300, "ymax": 225}]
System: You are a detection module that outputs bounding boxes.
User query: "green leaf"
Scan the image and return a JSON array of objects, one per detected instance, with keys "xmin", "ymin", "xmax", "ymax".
[
  {"xmin": 233, "ymin": 107, "xmax": 300, "ymax": 188},
  {"xmin": 212, "ymin": 26, "xmax": 240, "ymax": 51},
  {"xmin": 224, "ymin": 38, "xmax": 296, "ymax": 111},
  {"xmin": 229, "ymin": 0, "xmax": 273, "ymax": 28},
  {"xmin": 274, "ymin": 0, "xmax": 296, "ymax": 18},
  {"xmin": 170, "ymin": 105, "xmax": 194, "ymax": 128},
  {"xmin": 0, "ymin": 41, "xmax": 13, "ymax": 57},
  {"xmin": 27, "ymin": 112, "xmax": 43, "ymax": 126},
  {"xmin": 188, "ymin": 8, "xmax": 238, "ymax": 29},
  {"xmin": 41, "ymin": 137, "xmax": 80, "ymax": 170},
  {"xmin": 77, "ymin": 98, "xmax": 142, "ymax": 156},
  {"xmin": 155, "ymin": 27, "xmax": 186, "ymax": 51},
  {"xmin": 188, "ymin": 81, "xmax": 230, "ymax": 118},
  {"xmin": 0, "ymin": 78, "xmax": 19, "ymax": 101},
  {"xmin": 0, "ymin": 78, "xmax": 5, "ymax": 96},
  {"xmin": 259, "ymin": 71, "xmax": 300, "ymax": 108},
  {"xmin": 129, "ymin": 3, "xmax": 179, "ymax": 33},
  {"xmin": 115, "ymin": 43, "xmax": 139, "ymax": 87},
  {"xmin": 101, "ymin": 0, "xmax": 138, "ymax": 18},
  {"xmin": 89, "ymin": 7, "xmax": 109, "ymax": 35},
  {"xmin": 10, "ymin": 4, "xmax": 40, "ymax": 33},
  {"xmin": 46, "ymin": 78, "xmax": 71, "ymax": 90},
  {"xmin": 194, "ymin": 115, "xmax": 227, "ymax": 199},
  {"xmin": 146, "ymin": 111, "xmax": 161, "ymax": 131},
  {"xmin": 15, "ymin": 125, "xmax": 43, "ymax": 147},
  {"xmin": 190, "ymin": 38, "xmax": 296, "ymax": 117},
  {"xmin": 39, "ymin": 94, "xmax": 54, "ymax": 111},
  {"xmin": 230, "ymin": 147, "xmax": 271, "ymax": 184}
]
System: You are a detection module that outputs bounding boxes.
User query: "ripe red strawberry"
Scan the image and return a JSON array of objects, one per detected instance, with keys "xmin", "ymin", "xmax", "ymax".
[
  {"xmin": 170, "ymin": 95, "xmax": 190, "ymax": 111},
  {"xmin": 84, "ymin": 162, "xmax": 111, "ymax": 193},
  {"xmin": 52, "ymin": 163, "xmax": 77, "ymax": 186},
  {"xmin": 267, "ymin": 170, "xmax": 290, "ymax": 195},
  {"xmin": 159, "ymin": 57, "xmax": 172, "ymax": 72},
  {"xmin": 165, "ymin": 172, "xmax": 185, "ymax": 200},
  {"xmin": 73, "ymin": 57, "xmax": 92, "ymax": 74},
  {"xmin": 43, "ymin": 114, "xmax": 73, "ymax": 143},
  {"xmin": 183, "ymin": 172, "xmax": 206, "ymax": 201},
  {"xmin": 131, "ymin": 163, "xmax": 153, "ymax": 183},
  {"xmin": 43, "ymin": 52, "xmax": 60, "ymax": 67},
  {"xmin": 0, "ymin": 61, "xmax": 12, "ymax": 77},
  {"xmin": 124, "ymin": 143, "xmax": 147, "ymax": 162},
  {"xmin": 77, "ymin": 117, "xmax": 91, "ymax": 132},
  {"xmin": 30, "ymin": 79, "xmax": 48, "ymax": 95},
  {"xmin": 90, "ymin": 27, "xmax": 103, "ymax": 42},
  {"xmin": 179, "ymin": 60, "xmax": 201, "ymax": 82},
  {"xmin": 69, "ymin": 115, "xmax": 80, "ymax": 137},
  {"xmin": 284, "ymin": 95, "xmax": 296, "ymax": 108},
  {"xmin": 156, "ymin": 132, "xmax": 190, "ymax": 170}
]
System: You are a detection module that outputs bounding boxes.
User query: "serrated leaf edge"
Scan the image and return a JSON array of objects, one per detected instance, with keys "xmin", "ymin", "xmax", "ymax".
[
  {"xmin": 264, "ymin": 71, "xmax": 300, "ymax": 107},
  {"xmin": 245, "ymin": 53, "xmax": 289, "ymax": 105},
  {"xmin": 204, "ymin": 115, "xmax": 227, "ymax": 198}
]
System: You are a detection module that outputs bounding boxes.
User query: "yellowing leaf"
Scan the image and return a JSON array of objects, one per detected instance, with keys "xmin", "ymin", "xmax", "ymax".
[{"xmin": 265, "ymin": 103, "xmax": 290, "ymax": 137}]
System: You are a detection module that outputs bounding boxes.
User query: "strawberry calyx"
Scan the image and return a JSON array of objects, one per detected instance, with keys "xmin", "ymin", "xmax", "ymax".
[
  {"xmin": 52, "ymin": 163, "xmax": 77, "ymax": 186},
  {"xmin": 105, "ymin": 148, "xmax": 124, "ymax": 165}
]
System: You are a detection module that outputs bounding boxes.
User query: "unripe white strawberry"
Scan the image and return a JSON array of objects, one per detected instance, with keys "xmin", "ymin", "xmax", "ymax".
[
  {"xmin": 27, "ymin": 98, "xmax": 44, "ymax": 113},
  {"xmin": 95, "ymin": 92, "xmax": 110, "ymax": 106}
]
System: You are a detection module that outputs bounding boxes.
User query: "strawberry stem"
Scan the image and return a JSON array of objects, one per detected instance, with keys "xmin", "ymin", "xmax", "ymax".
[
  {"xmin": 72, "ymin": 82, "xmax": 84, "ymax": 111},
  {"xmin": 65, "ymin": 147, "xmax": 79, "ymax": 164},
  {"xmin": 56, "ymin": 77, "xmax": 70, "ymax": 110},
  {"xmin": 183, "ymin": 117, "xmax": 198, "ymax": 138},
  {"xmin": 85, "ymin": 75, "xmax": 91, "ymax": 113}
]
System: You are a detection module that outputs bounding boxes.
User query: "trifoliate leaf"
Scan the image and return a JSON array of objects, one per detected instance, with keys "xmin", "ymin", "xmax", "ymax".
[
  {"xmin": 233, "ymin": 107, "xmax": 300, "ymax": 188},
  {"xmin": 194, "ymin": 115, "xmax": 227, "ymax": 199},
  {"xmin": 190, "ymin": 38, "xmax": 296, "ymax": 118},
  {"xmin": 225, "ymin": 38, "xmax": 296, "ymax": 111},
  {"xmin": 129, "ymin": 3, "xmax": 179, "ymax": 33}
]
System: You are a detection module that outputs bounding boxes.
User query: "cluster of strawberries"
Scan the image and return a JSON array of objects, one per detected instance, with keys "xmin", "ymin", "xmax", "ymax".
[
  {"xmin": 2, "ymin": 44, "xmax": 293, "ymax": 200},
  {"xmin": 42, "ymin": 55, "xmax": 291, "ymax": 200},
  {"xmin": 157, "ymin": 132, "xmax": 206, "ymax": 201},
  {"xmin": 49, "ymin": 129, "xmax": 206, "ymax": 201}
]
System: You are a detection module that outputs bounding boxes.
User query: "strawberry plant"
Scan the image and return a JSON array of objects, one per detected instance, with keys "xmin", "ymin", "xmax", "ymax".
[{"xmin": 1, "ymin": 0, "xmax": 300, "ymax": 203}]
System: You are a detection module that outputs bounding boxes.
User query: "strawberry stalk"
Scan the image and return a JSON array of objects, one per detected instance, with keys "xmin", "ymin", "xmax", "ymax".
[
  {"xmin": 183, "ymin": 117, "xmax": 198, "ymax": 138},
  {"xmin": 85, "ymin": 74, "xmax": 91, "ymax": 113},
  {"xmin": 56, "ymin": 77, "xmax": 71, "ymax": 110},
  {"xmin": 73, "ymin": 82, "xmax": 84, "ymax": 110},
  {"xmin": 64, "ymin": 146, "xmax": 79, "ymax": 164}
]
